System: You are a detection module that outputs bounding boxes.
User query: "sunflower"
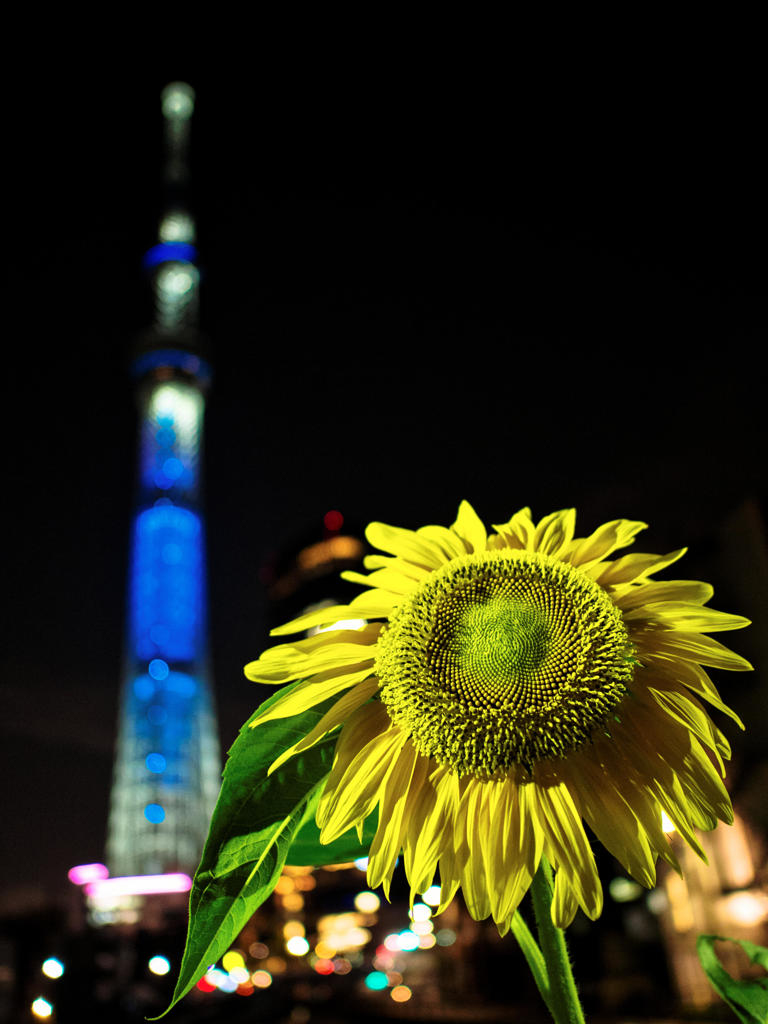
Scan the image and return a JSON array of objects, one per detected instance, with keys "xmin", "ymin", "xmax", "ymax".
[{"xmin": 244, "ymin": 502, "xmax": 751, "ymax": 932}]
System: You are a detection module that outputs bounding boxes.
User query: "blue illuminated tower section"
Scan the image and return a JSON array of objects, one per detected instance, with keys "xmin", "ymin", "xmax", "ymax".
[{"xmin": 106, "ymin": 83, "xmax": 220, "ymax": 880}]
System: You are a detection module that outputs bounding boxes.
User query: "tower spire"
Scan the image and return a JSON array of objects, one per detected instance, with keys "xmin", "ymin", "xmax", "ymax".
[{"xmin": 102, "ymin": 83, "xmax": 220, "ymax": 917}]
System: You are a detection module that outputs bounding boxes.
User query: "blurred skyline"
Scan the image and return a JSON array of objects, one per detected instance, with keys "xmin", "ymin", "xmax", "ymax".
[{"xmin": 3, "ymin": 69, "xmax": 765, "ymax": 918}]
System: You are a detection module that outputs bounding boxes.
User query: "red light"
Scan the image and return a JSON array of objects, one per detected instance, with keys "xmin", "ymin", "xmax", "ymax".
[
  {"xmin": 314, "ymin": 958, "xmax": 335, "ymax": 975},
  {"xmin": 196, "ymin": 976, "xmax": 216, "ymax": 992},
  {"xmin": 237, "ymin": 983, "xmax": 255, "ymax": 996},
  {"xmin": 323, "ymin": 509, "xmax": 344, "ymax": 532}
]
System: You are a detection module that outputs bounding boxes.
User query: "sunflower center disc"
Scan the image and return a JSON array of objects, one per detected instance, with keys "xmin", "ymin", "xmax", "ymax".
[{"xmin": 375, "ymin": 550, "xmax": 634, "ymax": 777}]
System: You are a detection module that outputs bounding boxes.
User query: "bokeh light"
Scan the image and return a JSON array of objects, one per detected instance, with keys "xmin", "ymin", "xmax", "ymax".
[
  {"xmin": 31, "ymin": 998, "xmax": 53, "ymax": 1019},
  {"xmin": 286, "ymin": 936, "xmax": 310, "ymax": 956},
  {"xmin": 609, "ymin": 877, "xmax": 644, "ymax": 902},
  {"xmin": 391, "ymin": 984, "xmax": 412, "ymax": 1002},
  {"xmin": 148, "ymin": 955, "xmax": 171, "ymax": 976},
  {"xmin": 222, "ymin": 950, "xmax": 246, "ymax": 972},
  {"xmin": 397, "ymin": 930, "xmax": 420, "ymax": 951},
  {"xmin": 409, "ymin": 902, "xmax": 432, "ymax": 921},
  {"xmin": 422, "ymin": 884, "xmax": 441, "ymax": 906},
  {"xmin": 41, "ymin": 958, "xmax": 64, "ymax": 979},
  {"xmin": 324, "ymin": 509, "xmax": 344, "ymax": 531},
  {"xmin": 251, "ymin": 970, "xmax": 272, "ymax": 988},
  {"xmin": 354, "ymin": 891, "xmax": 381, "ymax": 913},
  {"xmin": 365, "ymin": 970, "xmax": 389, "ymax": 991},
  {"xmin": 144, "ymin": 803, "xmax": 166, "ymax": 823}
]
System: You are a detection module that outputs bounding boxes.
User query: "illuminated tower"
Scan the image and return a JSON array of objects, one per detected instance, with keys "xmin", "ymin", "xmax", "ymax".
[{"xmin": 105, "ymin": 83, "xmax": 220, "ymax": 883}]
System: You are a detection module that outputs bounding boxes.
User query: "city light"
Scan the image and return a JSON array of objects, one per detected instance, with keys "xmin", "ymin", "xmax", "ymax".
[
  {"xmin": 422, "ymin": 884, "xmax": 441, "ymax": 906},
  {"xmin": 718, "ymin": 889, "xmax": 768, "ymax": 927},
  {"xmin": 323, "ymin": 509, "xmax": 344, "ymax": 531},
  {"xmin": 354, "ymin": 891, "xmax": 381, "ymax": 913},
  {"xmin": 397, "ymin": 930, "xmax": 420, "ymax": 951},
  {"xmin": 68, "ymin": 863, "xmax": 109, "ymax": 885},
  {"xmin": 285, "ymin": 936, "xmax": 310, "ymax": 956},
  {"xmin": 222, "ymin": 950, "xmax": 246, "ymax": 972},
  {"xmin": 365, "ymin": 970, "xmax": 389, "ymax": 991},
  {"xmin": 41, "ymin": 958, "xmax": 64, "ymax": 979},
  {"xmin": 609, "ymin": 877, "xmax": 644, "ymax": 902},
  {"xmin": 148, "ymin": 956, "xmax": 171, "ymax": 976},
  {"xmin": 409, "ymin": 902, "xmax": 432, "ymax": 921},
  {"xmin": 85, "ymin": 873, "xmax": 192, "ymax": 898},
  {"xmin": 251, "ymin": 970, "xmax": 272, "ymax": 988},
  {"xmin": 31, "ymin": 998, "xmax": 53, "ymax": 1019},
  {"xmin": 391, "ymin": 984, "xmax": 412, "ymax": 1002}
]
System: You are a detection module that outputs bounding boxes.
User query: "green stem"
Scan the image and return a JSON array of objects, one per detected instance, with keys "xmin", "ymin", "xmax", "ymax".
[
  {"xmin": 529, "ymin": 857, "xmax": 585, "ymax": 1024},
  {"xmin": 509, "ymin": 911, "xmax": 555, "ymax": 1018}
]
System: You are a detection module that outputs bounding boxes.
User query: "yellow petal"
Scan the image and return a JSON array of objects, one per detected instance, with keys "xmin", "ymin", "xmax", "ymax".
[
  {"xmin": 640, "ymin": 655, "xmax": 744, "ymax": 729},
  {"xmin": 367, "ymin": 743, "xmax": 422, "ymax": 898},
  {"xmin": 365, "ymin": 521, "xmax": 446, "ymax": 568},
  {"xmin": 623, "ymin": 602, "xmax": 751, "ymax": 633},
  {"xmin": 530, "ymin": 780, "xmax": 603, "ymax": 924},
  {"xmin": 590, "ymin": 548, "xmax": 687, "ymax": 586},
  {"xmin": 568, "ymin": 758, "xmax": 656, "ymax": 888},
  {"xmin": 615, "ymin": 579, "xmax": 715, "ymax": 611},
  {"xmin": 416, "ymin": 524, "xmax": 470, "ymax": 562},
  {"xmin": 266, "ymin": 677, "xmax": 380, "ymax": 774},
  {"xmin": 492, "ymin": 507, "xmax": 534, "ymax": 550},
  {"xmin": 451, "ymin": 500, "xmax": 487, "ymax": 554},
  {"xmin": 319, "ymin": 727, "xmax": 407, "ymax": 845},
  {"xmin": 638, "ymin": 631, "xmax": 753, "ymax": 672},
  {"xmin": 532, "ymin": 509, "xmax": 576, "ymax": 557},
  {"xmin": 250, "ymin": 665, "xmax": 376, "ymax": 726},
  {"xmin": 567, "ymin": 519, "xmax": 648, "ymax": 567},
  {"xmin": 340, "ymin": 567, "xmax": 421, "ymax": 595}
]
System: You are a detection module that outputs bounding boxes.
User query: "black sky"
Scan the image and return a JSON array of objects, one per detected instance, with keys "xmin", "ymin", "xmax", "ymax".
[{"xmin": 3, "ymin": 67, "xmax": 765, "ymax": 910}]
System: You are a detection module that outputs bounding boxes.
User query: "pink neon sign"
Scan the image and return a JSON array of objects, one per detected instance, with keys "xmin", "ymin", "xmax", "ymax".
[
  {"xmin": 68, "ymin": 863, "xmax": 110, "ymax": 885},
  {"xmin": 85, "ymin": 873, "xmax": 193, "ymax": 898}
]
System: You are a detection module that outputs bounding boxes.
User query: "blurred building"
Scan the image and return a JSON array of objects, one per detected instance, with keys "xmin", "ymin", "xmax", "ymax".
[{"xmin": 98, "ymin": 82, "xmax": 221, "ymax": 926}]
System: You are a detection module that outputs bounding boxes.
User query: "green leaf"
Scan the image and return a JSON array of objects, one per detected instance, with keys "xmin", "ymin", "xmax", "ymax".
[
  {"xmin": 153, "ymin": 683, "xmax": 346, "ymax": 1018},
  {"xmin": 697, "ymin": 934, "xmax": 768, "ymax": 1024}
]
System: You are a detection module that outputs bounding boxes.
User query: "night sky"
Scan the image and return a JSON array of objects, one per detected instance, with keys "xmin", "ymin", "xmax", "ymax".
[{"xmin": 3, "ymin": 67, "xmax": 765, "ymax": 914}]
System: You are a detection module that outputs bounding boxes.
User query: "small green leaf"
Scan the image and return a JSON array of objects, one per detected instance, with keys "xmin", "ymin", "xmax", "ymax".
[
  {"xmin": 154, "ymin": 683, "xmax": 344, "ymax": 1018},
  {"xmin": 697, "ymin": 934, "xmax": 768, "ymax": 1024}
]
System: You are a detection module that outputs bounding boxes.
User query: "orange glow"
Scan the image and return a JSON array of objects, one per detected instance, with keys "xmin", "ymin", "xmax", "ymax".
[
  {"xmin": 298, "ymin": 536, "xmax": 364, "ymax": 570},
  {"xmin": 666, "ymin": 871, "xmax": 694, "ymax": 933},
  {"xmin": 717, "ymin": 889, "xmax": 768, "ymax": 927},
  {"xmin": 391, "ymin": 985, "xmax": 412, "ymax": 1002},
  {"xmin": 274, "ymin": 876, "xmax": 295, "ymax": 895},
  {"xmin": 712, "ymin": 815, "xmax": 755, "ymax": 889},
  {"xmin": 294, "ymin": 875, "xmax": 316, "ymax": 891},
  {"xmin": 282, "ymin": 893, "xmax": 305, "ymax": 912}
]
